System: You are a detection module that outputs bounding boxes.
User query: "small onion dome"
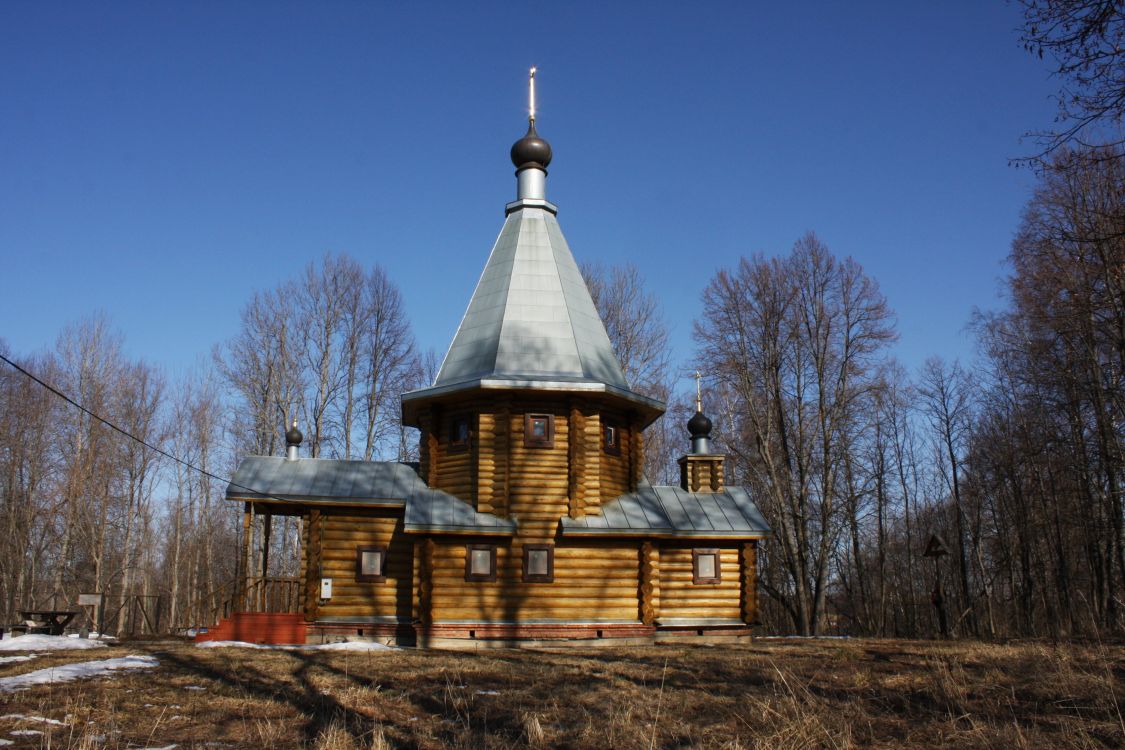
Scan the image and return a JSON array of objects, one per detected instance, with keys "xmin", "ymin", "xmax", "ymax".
[
  {"xmin": 285, "ymin": 420, "xmax": 303, "ymax": 447},
  {"xmin": 688, "ymin": 410, "xmax": 712, "ymax": 439},
  {"xmin": 510, "ymin": 121, "xmax": 552, "ymax": 170}
]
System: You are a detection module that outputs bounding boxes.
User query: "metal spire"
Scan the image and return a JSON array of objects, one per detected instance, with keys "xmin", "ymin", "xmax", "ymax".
[
  {"xmin": 694, "ymin": 370, "xmax": 703, "ymax": 412},
  {"xmin": 529, "ymin": 66, "xmax": 537, "ymax": 124}
]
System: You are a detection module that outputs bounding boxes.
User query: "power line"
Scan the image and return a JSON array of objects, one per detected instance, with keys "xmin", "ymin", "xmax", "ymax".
[{"xmin": 0, "ymin": 352, "xmax": 282, "ymax": 503}]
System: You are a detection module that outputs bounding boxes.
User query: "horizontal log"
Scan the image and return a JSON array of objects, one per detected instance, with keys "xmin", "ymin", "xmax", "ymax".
[
  {"xmin": 318, "ymin": 606, "xmax": 409, "ymax": 618},
  {"xmin": 658, "ymin": 564, "xmax": 741, "ymax": 574},
  {"xmin": 320, "ymin": 547, "xmax": 406, "ymax": 559},
  {"xmin": 659, "ymin": 582, "xmax": 742, "ymax": 592},
  {"xmin": 321, "ymin": 525, "xmax": 399, "ymax": 535},
  {"xmin": 432, "ymin": 608, "xmax": 639, "ymax": 620},
  {"xmin": 660, "ymin": 592, "xmax": 741, "ymax": 602},
  {"xmin": 320, "ymin": 557, "xmax": 413, "ymax": 571},
  {"xmin": 429, "ymin": 560, "xmax": 639, "ymax": 573},
  {"xmin": 430, "ymin": 584, "xmax": 639, "ymax": 597},
  {"xmin": 657, "ymin": 611, "xmax": 742, "ymax": 620},
  {"xmin": 320, "ymin": 535, "xmax": 401, "ymax": 546}
]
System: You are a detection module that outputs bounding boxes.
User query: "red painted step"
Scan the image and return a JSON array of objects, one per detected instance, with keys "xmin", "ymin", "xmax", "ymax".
[{"xmin": 194, "ymin": 613, "xmax": 307, "ymax": 645}]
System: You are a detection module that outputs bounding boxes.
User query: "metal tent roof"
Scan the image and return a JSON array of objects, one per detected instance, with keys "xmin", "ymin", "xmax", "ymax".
[{"xmin": 432, "ymin": 203, "xmax": 628, "ymax": 389}]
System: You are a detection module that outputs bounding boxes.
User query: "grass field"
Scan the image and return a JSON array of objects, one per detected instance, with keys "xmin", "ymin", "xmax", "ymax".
[{"xmin": 0, "ymin": 637, "xmax": 1122, "ymax": 749}]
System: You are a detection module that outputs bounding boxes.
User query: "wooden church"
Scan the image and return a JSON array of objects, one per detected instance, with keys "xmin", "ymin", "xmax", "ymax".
[{"xmin": 201, "ymin": 76, "xmax": 771, "ymax": 647}]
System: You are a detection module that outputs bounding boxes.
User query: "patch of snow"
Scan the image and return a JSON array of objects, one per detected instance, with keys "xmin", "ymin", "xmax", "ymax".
[
  {"xmin": 0, "ymin": 655, "xmax": 158, "ymax": 692},
  {"xmin": 0, "ymin": 739, "xmax": 11, "ymax": 746},
  {"xmin": 474, "ymin": 690, "xmax": 501, "ymax": 696},
  {"xmin": 0, "ymin": 634, "xmax": 106, "ymax": 652},
  {"xmin": 184, "ymin": 685, "xmax": 206, "ymax": 691},
  {"xmin": 757, "ymin": 635, "xmax": 852, "ymax": 640},
  {"xmin": 195, "ymin": 640, "xmax": 394, "ymax": 652},
  {"xmin": 10, "ymin": 729, "xmax": 44, "ymax": 735},
  {"xmin": 0, "ymin": 714, "xmax": 66, "ymax": 725},
  {"xmin": 311, "ymin": 641, "xmax": 393, "ymax": 652},
  {"xmin": 137, "ymin": 745, "xmax": 177, "ymax": 750},
  {"xmin": 0, "ymin": 655, "xmax": 38, "ymax": 665}
]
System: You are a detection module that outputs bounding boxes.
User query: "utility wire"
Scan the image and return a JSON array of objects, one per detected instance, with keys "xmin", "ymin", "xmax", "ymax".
[{"xmin": 0, "ymin": 351, "xmax": 285, "ymax": 502}]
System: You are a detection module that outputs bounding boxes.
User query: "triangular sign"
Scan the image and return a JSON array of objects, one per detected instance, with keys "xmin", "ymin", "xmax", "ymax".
[{"xmin": 923, "ymin": 534, "xmax": 950, "ymax": 558}]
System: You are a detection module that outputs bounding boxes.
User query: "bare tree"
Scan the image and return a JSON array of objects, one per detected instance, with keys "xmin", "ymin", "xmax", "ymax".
[
  {"xmin": 1019, "ymin": 1, "xmax": 1125, "ymax": 158},
  {"xmin": 581, "ymin": 261, "xmax": 679, "ymax": 481},
  {"xmin": 696, "ymin": 233, "xmax": 895, "ymax": 635}
]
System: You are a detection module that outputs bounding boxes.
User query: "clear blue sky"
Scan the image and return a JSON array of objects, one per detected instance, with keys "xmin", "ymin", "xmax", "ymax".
[{"xmin": 0, "ymin": 2, "xmax": 1057, "ymax": 390}]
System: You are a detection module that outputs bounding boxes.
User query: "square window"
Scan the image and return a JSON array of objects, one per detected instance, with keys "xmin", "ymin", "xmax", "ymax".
[
  {"xmin": 355, "ymin": 546, "xmax": 387, "ymax": 582},
  {"xmin": 524, "ymin": 413, "xmax": 554, "ymax": 448},
  {"xmin": 604, "ymin": 423, "xmax": 621, "ymax": 455},
  {"xmin": 449, "ymin": 415, "xmax": 470, "ymax": 452},
  {"xmin": 693, "ymin": 548, "xmax": 721, "ymax": 584},
  {"xmin": 522, "ymin": 544, "xmax": 554, "ymax": 583},
  {"xmin": 465, "ymin": 544, "xmax": 497, "ymax": 582}
]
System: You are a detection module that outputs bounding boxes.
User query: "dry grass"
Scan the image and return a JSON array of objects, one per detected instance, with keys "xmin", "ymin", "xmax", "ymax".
[{"xmin": 0, "ymin": 638, "xmax": 1122, "ymax": 748}]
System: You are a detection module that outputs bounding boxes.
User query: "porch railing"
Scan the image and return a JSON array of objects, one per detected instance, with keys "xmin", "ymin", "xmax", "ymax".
[{"xmin": 198, "ymin": 576, "xmax": 302, "ymax": 629}]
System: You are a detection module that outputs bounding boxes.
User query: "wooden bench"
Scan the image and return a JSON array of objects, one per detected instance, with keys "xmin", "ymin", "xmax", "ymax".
[{"xmin": 17, "ymin": 610, "xmax": 78, "ymax": 636}]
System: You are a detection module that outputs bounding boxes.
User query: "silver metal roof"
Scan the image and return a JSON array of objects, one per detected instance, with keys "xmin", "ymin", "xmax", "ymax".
[
  {"xmin": 433, "ymin": 204, "xmax": 629, "ymax": 389},
  {"xmin": 225, "ymin": 457, "xmax": 514, "ymax": 535},
  {"xmin": 559, "ymin": 486, "xmax": 772, "ymax": 539},
  {"xmin": 226, "ymin": 457, "xmax": 416, "ymax": 505},
  {"xmin": 403, "ymin": 484, "xmax": 516, "ymax": 536}
]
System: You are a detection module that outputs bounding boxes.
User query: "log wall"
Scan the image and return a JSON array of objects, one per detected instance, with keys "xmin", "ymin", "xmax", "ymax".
[
  {"xmin": 418, "ymin": 395, "xmax": 647, "ymax": 516},
  {"xmin": 312, "ymin": 511, "xmax": 413, "ymax": 621},
  {"xmin": 599, "ymin": 413, "xmax": 632, "ymax": 499},
  {"xmin": 429, "ymin": 540, "xmax": 642, "ymax": 622},
  {"xmin": 435, "ymin": 410, "xmax": 474, "ymax": 500},
  {"xmin": 656, "ymin": 546, "xmax": 742, "ymax": 621},
  {"xmin": 741, "ymin": 541, "xmax": 758, "ymax": 624}
]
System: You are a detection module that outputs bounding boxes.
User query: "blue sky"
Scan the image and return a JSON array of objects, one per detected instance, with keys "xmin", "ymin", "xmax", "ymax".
[{"xmin": 0, "ymin": 2, "xmax": 1057, "ymax": 392}]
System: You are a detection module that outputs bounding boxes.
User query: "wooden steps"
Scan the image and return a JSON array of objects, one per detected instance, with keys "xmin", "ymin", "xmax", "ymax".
[{"xmin": 194, "ymin": 612, "xmax": 307, "ymax": 645}]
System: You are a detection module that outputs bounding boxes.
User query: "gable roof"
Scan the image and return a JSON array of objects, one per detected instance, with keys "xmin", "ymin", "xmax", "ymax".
[
  {"xmin": 225, "ymin": 458, "xmax": 769, "ymax": 541},
  {"xmin": 225, "ymin": 457, "xmax": 515, "ymax": 536},
  {"xmin": 226, "ymin": 456, "xmax": 416, "ymax": 505}
]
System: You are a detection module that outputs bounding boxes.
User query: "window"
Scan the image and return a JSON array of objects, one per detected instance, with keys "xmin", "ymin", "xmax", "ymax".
[
  {"xmin": 465, "ymin": 544, "xmax": 497, "ymax": 582},
  {"xmin": 522, "ymin": 544, "xmax": 554, "ymax": 583},
  {"xmin": 355, "ymin": 546, "xmax": 387, "ymax": 583},
  {"xmin": 449, "ymin": 415, "xmax": 470, "ymax": 452},
  {"xmin": 524, "ymin": 413, "xmax": 554, "ymax": 448},
  {"xmin": 603, "ymin": 423, "xmax": 621, "ymax": 455},
  {"xmin": 692, "ymin": 548, "xmax": 721, "ymax": 584}
]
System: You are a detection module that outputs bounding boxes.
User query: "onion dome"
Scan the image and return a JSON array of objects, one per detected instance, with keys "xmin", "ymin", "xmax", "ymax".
[
  {"xmin": 688, "ymin": 410, "xmax": 712, "ymax": 439},
  {"xmin": 285, "ymin": 419, "xmax": 303, "ymax": 447},
  {"xmin": 510, "ymin": 122, "xmax": 552, "ymax": 171}
]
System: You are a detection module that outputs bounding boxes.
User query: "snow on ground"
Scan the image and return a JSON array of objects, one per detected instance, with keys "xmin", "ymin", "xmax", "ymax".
[
  {"xmin": 0, "ymin": 714, "xmax": 66, "ymax": 725},
  {"xmin": 0, "ymin": 634, "xmax": 106, "ymax": 651},
  {"xmin": 0, "ymin": 655, "xmax": 158, "ymax": 692},
  {"xmin": 196, "ymin": 640, "xmax": 393, "ymax": 652},
  {"xmin": 0, "ymin": 655, "xmax": 37, "ymax": 665},
  {"xmin": 0, "ymin": 739, "xmax": 12, "ymax": 746},
  {"xmin": 66, "ymin": 632, "xmax": 116, "ymax": 641},
  {"xmin": 313, "ymin": 641, "xmax": 394, "ymax": 652}
]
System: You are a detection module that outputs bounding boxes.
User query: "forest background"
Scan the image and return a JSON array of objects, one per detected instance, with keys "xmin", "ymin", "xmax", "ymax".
[{"xmin": 1, "ymin": 1, "xmax": 1122, "ymax": 638}]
